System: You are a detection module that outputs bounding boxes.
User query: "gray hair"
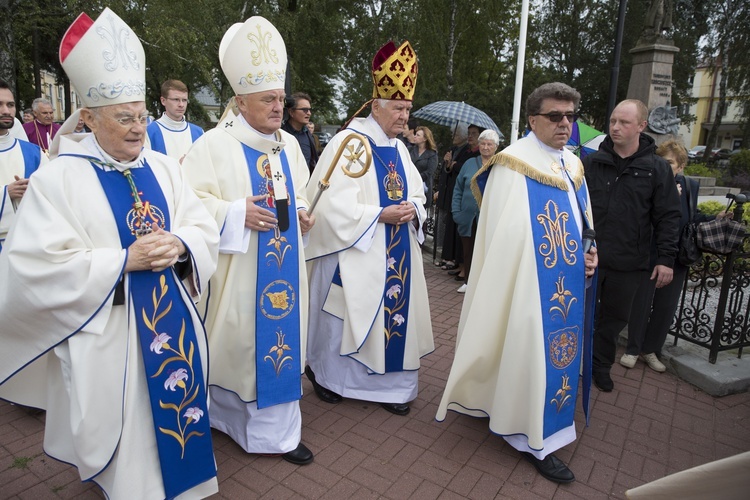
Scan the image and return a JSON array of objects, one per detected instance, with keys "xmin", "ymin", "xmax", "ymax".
[
  {"xmin": 32, "ymin": 97, "xmax": 52, "ymax": 111},
  {"xmin": 478, "ymin": 129, "xmax": 501, "ymax": 146},
  {"xmin": 526, "ymin": 82, "xmax": 580, "ymax": 117},
  {"xmin": 453, "ymin": 121, "xmax": 469, "ymax": 141}
]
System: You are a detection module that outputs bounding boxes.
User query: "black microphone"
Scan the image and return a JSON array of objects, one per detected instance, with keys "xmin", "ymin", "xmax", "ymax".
[{"xmin": 582, "ymin": 228, "xmax": 596, "ymax": 254}]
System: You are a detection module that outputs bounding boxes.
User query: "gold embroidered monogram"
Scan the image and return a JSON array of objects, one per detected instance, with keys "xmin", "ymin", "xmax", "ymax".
[{"xmin": 536, "ymin": 200, "xmax": 578, "ymax": 269}]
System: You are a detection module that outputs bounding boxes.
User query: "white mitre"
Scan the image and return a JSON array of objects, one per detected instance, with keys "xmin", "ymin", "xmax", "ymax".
[
  {"xmin": 219, "ymin": 16, "xmax": 287, "ymax": 95},
  {"xmin": 59, "ymin": 7, "xmax": 146, "ymax": 108}
]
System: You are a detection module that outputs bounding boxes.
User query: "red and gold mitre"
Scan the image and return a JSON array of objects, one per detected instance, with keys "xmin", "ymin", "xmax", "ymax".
[{"xmin": 371, "ymin": 40, "xmax": 418, "ymax": 101}]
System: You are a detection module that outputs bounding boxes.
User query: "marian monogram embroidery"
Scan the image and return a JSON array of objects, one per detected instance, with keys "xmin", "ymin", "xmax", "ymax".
[
  {"xmin": 536, "ymin": 200, "xmax": 578, "ymax": 269},
  {"xmin": 97, "ymin": 13, "xmax": 140, "ymax": 71}
]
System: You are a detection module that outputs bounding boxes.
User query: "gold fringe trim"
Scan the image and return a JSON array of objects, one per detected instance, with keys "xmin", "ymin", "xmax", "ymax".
[{"xmin": 470, "ymin": 153, "xmax": 585, "ymax": 207}]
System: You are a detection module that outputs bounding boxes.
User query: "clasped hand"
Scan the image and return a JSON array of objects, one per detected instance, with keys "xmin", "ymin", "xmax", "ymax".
[
  {"xmin": 379, "ymin": 202, "xmax": 416, "ymax": 226},
  {"xmin": 8, "ymin": 176, "xmax": 28, "ymax": 201},
  {"xmin": 125, "ymin": 227, "xmax": 186, "ymax": 273}
]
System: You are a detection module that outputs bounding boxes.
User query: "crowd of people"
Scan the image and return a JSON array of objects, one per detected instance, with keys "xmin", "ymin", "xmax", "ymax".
[{"xmin": 0, "ymin": 7, "xmax": 698, "ymax": 499}]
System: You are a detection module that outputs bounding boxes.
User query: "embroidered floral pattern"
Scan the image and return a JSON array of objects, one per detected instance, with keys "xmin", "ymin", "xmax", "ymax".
[
  {"xmin": 264, "ymin": 330, "xmax": 294, "ymax": 376},
  {"xmin": 384, "ymin": 226, "xmax": 408, "ymax": 348},
  {"xmin": 142, "ymin": 275, "xmax": 206, "ymax": 458},
  {"xmin": 549, "ymin": 274, "xmax": 577, "ymax": 323},
  {"xmin": 266, "ymin": 225, "xmax": 291, "ymax": 269},
  {"xmin": 550, "ymin": 373, "xmax": 572, "ymax": 412}
]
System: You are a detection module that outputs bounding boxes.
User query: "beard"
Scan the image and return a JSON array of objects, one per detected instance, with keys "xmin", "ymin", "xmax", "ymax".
[{"xmin": 0, "ymin": 117, "xmax": 14, "ymax": 130}]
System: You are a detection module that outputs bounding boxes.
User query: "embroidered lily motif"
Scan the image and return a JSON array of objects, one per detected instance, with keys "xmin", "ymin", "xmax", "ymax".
[
  {"xmin": 264, "ymin": 330, "xmax": 294, "ymax": 376},
  {"xmin": 550, "ymin": 373, "xmax": 572, "ymax": 412},
  {"xmin": 143, "ymin": 274, "xmax": 206, "ymax": 458},
  {"xmin": 266, "ymin": 225, "xmax": 291, "ymax": 270},
  {"xmin": 384, "ymin": 226, "xmax": 408, "ymax": 348},
  {"xmin": 549, "ymin": 274, "xmax": 577, "ymax": 323}
]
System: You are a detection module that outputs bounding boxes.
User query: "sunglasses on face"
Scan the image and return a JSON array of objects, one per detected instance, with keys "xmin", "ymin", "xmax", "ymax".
[
  {"xmin": 294, "ymin": 108, "xmax": 313, "ymax": 114},
  {"xmin": 536, "ymin": 112, "xmax": 578, "ymax": 123}
]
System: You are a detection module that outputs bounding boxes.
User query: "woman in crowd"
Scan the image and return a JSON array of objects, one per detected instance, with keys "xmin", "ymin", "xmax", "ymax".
[
  {"xmin": 451, "ymin": 129, "xmax": 500, "ymax": 293},
  {"xmin": 624, "ymin": 139, "xmax": 725, "ymax": 371},
  {"xmin": 410, "ymin": 126, "xmax": 438, "ymax": 210}
]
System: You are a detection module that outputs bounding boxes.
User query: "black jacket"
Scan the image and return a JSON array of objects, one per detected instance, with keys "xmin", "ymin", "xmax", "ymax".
[
  {"xmin": 583, "ymin": 133, "xmax": 681, "ymax": 272},
  {"xmin": 281, "ymin": 121, "xmax": 319, "ymax": 173}
]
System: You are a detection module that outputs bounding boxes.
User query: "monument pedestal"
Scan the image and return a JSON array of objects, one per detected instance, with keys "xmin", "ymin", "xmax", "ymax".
[{"xmin": 626, "ymin": 42, "xmax": 680, "ymax": 110}]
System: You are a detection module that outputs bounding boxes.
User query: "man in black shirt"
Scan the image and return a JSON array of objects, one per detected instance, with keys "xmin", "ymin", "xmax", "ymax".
[{"xmin": 282, "ymin": 92, "xmax": 319, "ymax": 173}]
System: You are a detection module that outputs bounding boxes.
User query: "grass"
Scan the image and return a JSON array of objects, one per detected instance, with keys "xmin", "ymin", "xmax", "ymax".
[{"xmin": 10, "ymin": 456, "xmax": 34, "ymax": 469}]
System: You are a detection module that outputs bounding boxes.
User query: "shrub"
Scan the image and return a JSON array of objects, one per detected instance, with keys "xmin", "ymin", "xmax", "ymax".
[{"xmin": 685, "ymin": 162, "xmax": 722, "ymax": 178}]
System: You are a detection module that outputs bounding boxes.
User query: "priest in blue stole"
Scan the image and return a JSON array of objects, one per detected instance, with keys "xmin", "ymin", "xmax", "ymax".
[
  {"xmin": 437, "ymin": 83, "xmax": 598, "ymax": 484},
  {"xmin": 0, "ymin": 8, "xmax": 219, "ymax": 499},
  {"xmin": 181, "ymin": 16, "xmax": 315, "ymax": 466},
  {"xmin": 0, "ymin": 79, "xmax": 47, "ymax": 252},
  {"xmin": 305, "ymin": 40, "xmax": 434, "ymax": 417}
]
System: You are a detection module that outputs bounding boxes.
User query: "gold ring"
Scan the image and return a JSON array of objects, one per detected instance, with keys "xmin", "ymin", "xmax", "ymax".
[{"xmin": 259, "ymin": 221, "xmax": 265, "ymax": 227}]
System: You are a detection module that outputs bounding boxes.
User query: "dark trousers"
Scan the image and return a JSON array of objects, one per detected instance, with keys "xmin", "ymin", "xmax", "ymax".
[
  {"xmin": 593, "ymin": 268, "xmax": 649, "ymax": 373},
  {"xmin": 441, "ymin": 215, "xmax": 463, "ymax": 263},
  {"xmin": 627, "ymin": 265, "xmax": 688, "ymax": 356},
  {"xmin": 459, "ymin": 220, "xmax": 477, "ymax": 283}
]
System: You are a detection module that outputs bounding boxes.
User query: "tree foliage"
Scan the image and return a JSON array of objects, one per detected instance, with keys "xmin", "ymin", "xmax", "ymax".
[{"xmin": 0, "ymin": 0, "xmax": 736, "ymax": 150}]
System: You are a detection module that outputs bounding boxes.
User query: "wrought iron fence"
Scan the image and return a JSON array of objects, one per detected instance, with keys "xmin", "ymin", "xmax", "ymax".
[{"xmin": 670, "ymin": 200, "xmax": 750, "ymax": 363}]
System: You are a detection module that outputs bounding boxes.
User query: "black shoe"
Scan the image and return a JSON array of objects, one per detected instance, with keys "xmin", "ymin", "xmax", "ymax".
[
  {"xmin": 521, "ymin": 452, "xmax": 575, "ymax": 484},
  {"xmin": 593, "ymin": 371, "xmax": 614, "ymax": 392},
  {"xmin": 380, "ymin": 402, "xmax": 410, "ymax": 416},
  {"xmin": 282, "ymin": 443, "xmax": 314, "ymax": 465},
  {"xmin": 305, "ymin": 365, "xmax": 342, "ymax": 404}
]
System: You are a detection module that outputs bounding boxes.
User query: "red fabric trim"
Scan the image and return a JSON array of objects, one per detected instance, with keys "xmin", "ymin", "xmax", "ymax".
[
  {"xmin": 372, "ymin": 41, "xmax": 396, "ymax": 71},
  {"xmin": 59, "ymin": 12, "xmax": 94, "ymax": 63}
]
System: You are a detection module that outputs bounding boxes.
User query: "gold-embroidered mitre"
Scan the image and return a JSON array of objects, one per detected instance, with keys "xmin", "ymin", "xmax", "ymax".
[
  {"xmin": 371, "ymin": 40, "xmax": 418, "ymax": 101},
  {"xmin": 219, "ymin": 16, "xmax": 287, "ymax": 96}
]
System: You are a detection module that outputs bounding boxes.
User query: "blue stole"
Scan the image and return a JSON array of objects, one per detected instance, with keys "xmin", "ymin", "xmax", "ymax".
[
  {"xmin": 526, "ymin": 176, "xmax": 585, "ymax": 439},
  {"xmin": 147, "ymin": 121, "xmax": 203, "ymax": 155},
  {"xmin": 241, "ymin": 144, "xmax": 302, "ymax": 409},
  {"xmin": 0, "ymin": 140, "xmax": 42, "ymax": 252},
  {"xmin": 92, "ymin": 161, "xmax": 215, "ymax": 499},
  {"xmin": 18, "ymin": 140, "xmax": 42, "ymax": 177},
  {"xmin": 371, "ymin": 141, "xmax": 411, "ymax": 372}
]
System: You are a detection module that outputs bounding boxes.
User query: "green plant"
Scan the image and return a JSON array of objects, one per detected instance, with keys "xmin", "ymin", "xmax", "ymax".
[
  {"xmin": 685, "ymin": 162, "xmax": 722, "ymax": 178},
  {"xmin": 10, "ymin": 456, "xmax": 34, "ymax": 469},
  {"xmin": 697, "ymin": 201, "xmax": 726, "ymax": 216}
]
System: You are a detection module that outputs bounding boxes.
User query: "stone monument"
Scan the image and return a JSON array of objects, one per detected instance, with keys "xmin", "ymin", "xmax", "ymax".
[{"xmin": 626, "ymin": 0, "xmax": 680, "ymax": 143}]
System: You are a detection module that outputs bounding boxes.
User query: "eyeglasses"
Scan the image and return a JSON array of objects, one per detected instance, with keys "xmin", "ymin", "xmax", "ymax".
[
  {"xmin": 293, "ymin": 108, "xmax": 313, "ymax": 114},
  {"xmin": 535, "ymin": 112, "xmax": 578, "ymax": 123},
  {"xmin": 112, "ymin": 114, "xmax": 150, "ymax": 127},
  {"xmin": 166, "ymin": 98, "xmax": 188, "ymax": 104}
]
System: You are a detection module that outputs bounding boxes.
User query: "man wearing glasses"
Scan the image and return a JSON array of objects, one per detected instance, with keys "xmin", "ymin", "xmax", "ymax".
[
  {"xmin": 282, "ymin": 91, "xmax": 318, "ymax": 172},
  {"xmin": 0, "ymin": 8, "xmax": 219, "ymax": 498},
  {"xmin": 438, "ymin": 82, "xmax": 598, "ymax": 484},
  {"xmin": 147, "ymin": 79, "xmax": 204, "ymax": 163}
]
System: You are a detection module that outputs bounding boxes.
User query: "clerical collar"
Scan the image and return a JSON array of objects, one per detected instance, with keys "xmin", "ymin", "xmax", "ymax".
[
  {"xmin": 159, "ymin": 114, "xmax": 187, "ymax": 130},
  {"xmin": 530, "ymin": 131, "xmax": 565, "ymax": 155},
  {"xmin": 237, "ymin": 112, "xmax": 278, "ymax": 141},
  {"xmin": 362, "ymin": 114, "xmax": 399, "ymax": 147},
  {"xmin": 82, "ymin": 134, "xmax": 144, "ymax": 172},
  {"xmin": 0, "ymin": 131, "xmax": 13, "ymax": 147}
]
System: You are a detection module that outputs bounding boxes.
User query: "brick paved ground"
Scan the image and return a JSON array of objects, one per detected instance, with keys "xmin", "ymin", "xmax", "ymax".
[{"xmin": 1, "ymin": 254, "xmax": 749, "ymax": 499}]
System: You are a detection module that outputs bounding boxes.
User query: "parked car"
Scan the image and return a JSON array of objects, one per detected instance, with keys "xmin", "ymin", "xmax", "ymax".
[
  {"xmin": 314, "ymin": 132, "xmax": 332, "ymax": 149},
  {"xmin": 687, "ymin": 145, "xmax": 706, "ymax": 162},
  {"xmin": 711, "ymin": 148, "xmax": 732, "ymax": 160}
]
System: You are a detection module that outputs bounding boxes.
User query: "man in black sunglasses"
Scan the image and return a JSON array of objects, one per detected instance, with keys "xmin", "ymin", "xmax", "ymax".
[
  {"xmin": 583, "ymin": 99, "xmax": 680, "ymax": 393},
  {"xmin": 437, "ymin": 82, "xmax": 598, "ymax": 485},
  {"xmin": 282, "ymin": 91, "xmax": 319, "ymax": 173}
]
